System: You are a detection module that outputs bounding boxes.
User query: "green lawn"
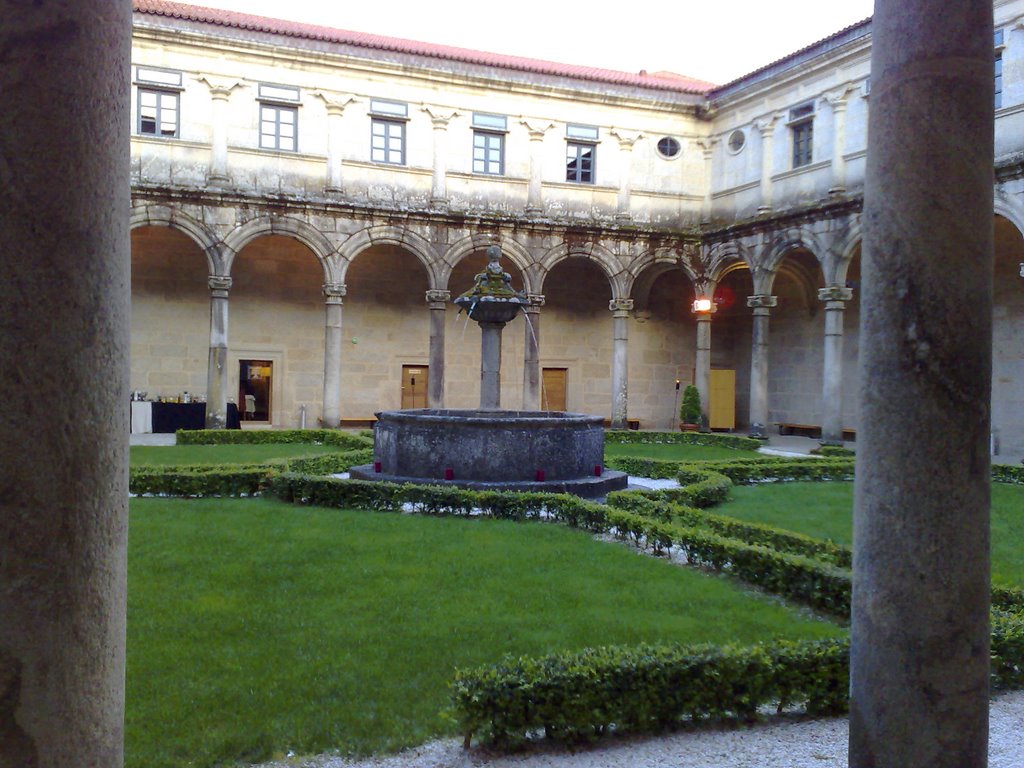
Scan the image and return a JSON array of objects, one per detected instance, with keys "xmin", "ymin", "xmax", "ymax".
[
  {"xmin": 130, "ymin": 443, "xmax": 339, "ymax": 466},
  {"xmin": 718, "ymin": 481, "xmax": 1024, "ymax": 585},
  {"xmin": 127, "ymin": 497, "xmax": 842, "ymax": 768},
  {"xmin": 604, "ymin": 441, "xmax": 760, "ymax": 462}
]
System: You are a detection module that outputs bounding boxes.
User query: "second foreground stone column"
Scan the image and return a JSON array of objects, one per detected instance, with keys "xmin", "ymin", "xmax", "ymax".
[{"xmin": 850, "ymin": 0, "xmax": 993, "ymax": 766}]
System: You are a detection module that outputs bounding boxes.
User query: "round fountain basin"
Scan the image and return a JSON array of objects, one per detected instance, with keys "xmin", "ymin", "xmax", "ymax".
[
  {"xmin": 454, "ymin": 295, "xmax": 528, "ymax": 324},
  {"xmin": 349, "ymin": 409, "xmax": 628, "ymax": 498}
]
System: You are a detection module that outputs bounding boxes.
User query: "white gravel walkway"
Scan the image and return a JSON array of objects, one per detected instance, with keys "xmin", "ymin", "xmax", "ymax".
[{"xmin": 255, "ymin": 690, "xmax": 1024, "ymax": 768}]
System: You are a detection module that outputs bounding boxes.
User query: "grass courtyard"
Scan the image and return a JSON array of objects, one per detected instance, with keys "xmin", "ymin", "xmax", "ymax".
[{"xmin": 124, "ymin": 436, "xmax": 1024, "ymax": 767}]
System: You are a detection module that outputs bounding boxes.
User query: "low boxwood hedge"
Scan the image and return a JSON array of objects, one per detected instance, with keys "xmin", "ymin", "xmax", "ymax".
[
  {"xmin": 175, "ymin": 428, "xmax": 372, "ymax": 450},
  {"xmin": 604, "ymin": 430, "xmax": 762, "ymax": 451},
  {"xmin": 451, "ymin": 638, "xmax": 850, "ymax": 748}
]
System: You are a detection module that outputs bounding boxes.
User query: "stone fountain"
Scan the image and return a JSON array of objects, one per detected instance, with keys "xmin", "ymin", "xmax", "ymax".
[{"xmin": 350, "ymin": 245, "xmax": 627, "ymax": 497}]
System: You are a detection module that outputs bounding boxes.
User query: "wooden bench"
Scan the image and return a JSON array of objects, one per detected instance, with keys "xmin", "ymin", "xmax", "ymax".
[
  {"xmin": 602, "ymin": 418, "xmax": 641, "ymax": 431},
  {"xmin": 335, "ymin": 417, "xmax": 378, "ymax": 429},
  {"xmin": 777, "ymin": 423, "xmax": 856, "ymax": 440}
]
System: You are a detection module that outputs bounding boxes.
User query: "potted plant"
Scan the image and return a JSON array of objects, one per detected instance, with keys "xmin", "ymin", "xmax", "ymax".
[{"xmin": 679, "ymin": 384, "xmax": 702, "ymax": 432}]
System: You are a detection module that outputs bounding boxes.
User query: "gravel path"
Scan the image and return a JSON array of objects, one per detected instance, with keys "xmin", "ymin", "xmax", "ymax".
[{"xmin": 255, "ymin": 691, "xmax": 1024, "ymax": 768}]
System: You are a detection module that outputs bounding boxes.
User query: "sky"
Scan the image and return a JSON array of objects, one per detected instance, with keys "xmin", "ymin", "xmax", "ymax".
[{"xmin": 189, "ymin": 0, "xmax": 876, "ymax": 85}]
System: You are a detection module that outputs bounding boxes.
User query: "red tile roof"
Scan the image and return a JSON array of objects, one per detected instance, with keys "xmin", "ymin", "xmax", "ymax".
[{"xmin": 132, "ymin": 0, "xmax": 715, "ymax": 94}]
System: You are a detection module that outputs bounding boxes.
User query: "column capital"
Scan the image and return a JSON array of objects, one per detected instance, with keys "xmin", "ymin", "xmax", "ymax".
[
  {"xmin": 818, "ymin": 285, "xmax": 854, "ymax": 303},
  {"xmin": 197, "ymin": 75, "xmax": 245, "ymax": 100},
  {"xmin": 820, "ymin": 82, "xmax": 857, "ymax": 112},
  {"xmin": 754, "ymin": 113, "xmax": 781, "ymax": 136},
  {"xmin": 520, "ymin": 117, "xmax": 555, "ymax": 140},
  {"xmin": 423, "ymin": 105, "xmax": 458, "ymax": 127},
  {"xmin": 322, "ymin": 282, "xmax": 347, "ymax": 303},
  {"xmin": 208, "ymin": 275, "xmax": 232, "ymax": 295},
  {"xmin": 315, "ymin": 92, "xmax": 358, "ymax": 116},
  {"xmin": 696, "ymin": 136, "xmax": 719, "ymax": 158},
  {"xmin": 610, "ymin": 127, "xmax": 643, "ymax": 149},
  {"xmin": 425, "ymin": 289, "xmax": 451, "ymax": 305},
  {"xmin": 609, "ymin": 298, "xmax": 634, "ymax": 314},
  {"xmin": 747, "ymin": 294, "xmax": 778, "ymax": 309},
  {"xmin": 526, "ymin": 293, "xmax": 546, "ymax": 308}
]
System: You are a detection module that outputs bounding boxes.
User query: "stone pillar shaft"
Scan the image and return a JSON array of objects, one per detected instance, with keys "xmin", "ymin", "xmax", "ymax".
[
  {"xmin": 830, "ymin": 100, "xmax": 849, "ymax": 194},
  {"xmin": 479, "ymin": 321, "xmax": 505, "ymax": 409},
  {"xmin": 0, "ymin": 2, "xmax": 130, "ymax": 765},
  {"xmin": 427, "ymin": 290, "xmax": 450, "ymax": 409},
  {"xmin": 610, "ymin": 299, "xmax": 633, "ymax": 429},
  {"xmin": 325, "ymin": 105, "xmax": 345, "ymax": 193},
  {"xmin": 819, "ymin": 286, "xmax": 852, "ymax": 445},
  {"xmin": 522, "ymin": 296, "xmax": 544, "ymax": 410},
  {"xmin": 747, "ymin": 295, "xmax": 776, "ymax": 439},
  {"xmin": 322, "ymin": 283, "xmax": 346, "ymax": 427},
  {"xmin": 694, "ymin": 315, "xmax": 712, "ymax": 427},
  {"xmin": 850, "ymin": 1, "xmax": 993, "ymax": 766},
  {"xmin": 205, "ymin": 276, "xmax": 232, "ymax": 429},
  {"xmin": 756, "ymin": 117, "xmax": 777, "ymax": 213}
]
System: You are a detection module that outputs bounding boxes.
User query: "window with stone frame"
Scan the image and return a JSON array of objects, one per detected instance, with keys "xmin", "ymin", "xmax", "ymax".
[
  {"xmin": 370, "ymin": 99, "xmax": 408, "ymax": 165},
  {"xmin": 472, "ymin": 113, "xmax": 507, "ymax": 175},
  {"xmin": 135, "ymin": 66, "xmax": 182, "ymax": 138},
  {"xmin": 565, "ymin": 123, "xmax": 599, "ymax": 183},
  {"xmin": 995, "ymin": 28, "xmax": 1005, "ymax": 109},
  {"xmin": 789, "ymin": 103, "xmax": 814, "ymax": 168},
  {"xmin": 258, "ymin": 83, "xmax": 301, "ymax": 152}
]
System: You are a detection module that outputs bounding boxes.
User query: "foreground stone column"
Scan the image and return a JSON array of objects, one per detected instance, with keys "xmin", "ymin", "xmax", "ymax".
[
  {"xmin": 693, "ymin": 308, "xmax": 714, "ymax": 429},
  {"xmin": 321, "ymin": 282, "xmax": 346, "ymax": 427},
  {"xmin": 480, "ymin": 321, "xmax": 506, "ymax": 409},
  {"xmin": 426, "ymin": 289, "xmax": 450, "ymax": 409},
  {"xmin": 0, "ymin": 2, "xmax": 130, "ymax": 766},
  {"xmin": 522, "ymin": 295, "xmax": 544, "ymax": 410},
  {"xmin": 609, "ymin": 298, "xmax": 633, "ymax": 429},
  {"xmin": 205, "ymin": 275, "xmax": 232, "ymax": 428},
  {"xmin": 818, "ymin": 285, "xmax": 852, "ymax": 445},
  {"xmin": 747, "ymin": 294, "xmax": 776, "ymax": 439},
  {"xmin": 850, "ymin": 1, "xmax": 993, "ymax": 766}
]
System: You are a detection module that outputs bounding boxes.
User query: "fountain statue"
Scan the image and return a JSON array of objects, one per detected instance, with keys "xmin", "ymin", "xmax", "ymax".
[{"xmin": 350, "ymin": 244, "xmax": 627, "ymax": 497}]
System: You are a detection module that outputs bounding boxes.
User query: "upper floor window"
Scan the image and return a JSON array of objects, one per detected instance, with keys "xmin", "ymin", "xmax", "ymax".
[
  {"xmin": 258, "ymin": 83, "xmax": 300, "ymax": 152},
  {"xmin": 370, "ymin": 99, "xmax": 408, "ymax": 165},
  {"xmin": 788, "ymin": 102, "xmax": 814, "ymax": 168},
  {"xmin": 472, "ymin": 113, "xmax": 507, "ymax": 175},
  {"xmin": 656, "ymin": 136, "xmax": 682, "ymax": 159},
  {"xmin": 995, "ymin": 28, "xmax": 1005, "ymax": 109},
  {"xmin": 566, "ymin": 123, "xmax": 599, "ymax": 184},
  {"xmin": 135, "ymin": 67, "xmax": 182, "ymax": 138}
]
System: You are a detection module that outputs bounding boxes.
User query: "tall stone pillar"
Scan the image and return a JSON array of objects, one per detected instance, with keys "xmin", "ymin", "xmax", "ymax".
[
  {"xmin": 480, "ymin": 322, "xmax": 506, "ymax": 409},
  {"xmin": 317, "ymin": 94, "xmax": 355, "ymax": 195},
  {"xmin": 697, "ymin": 137, "xmax": 718, "ymax": 223},
  {"xmin": 747, "ymin": 294, "xmax": 777, "ymax": 439},
  {"xmin": 426, "ymin": 289, "xmax": 450, "ymax": 409},
  {"xmin": 199, "ymin": 76, "xmax": 243, "ymax": 187},
  {"xmin": 610, "ymin": 129, "xmax": 641, "ymax": 221},
  {"xmin": 424, "ymin": 106, "xmax": 457, "ymax": 209},
  {"xmin": 0, "ymin": 1, "xmax": 130, "ymax": 765},
  {"xmin": 205, "ymin": 275, "xmax": 232, "ymax": 429},
  {"xmin": 522, "ymin": 119, "xmax": 553, "ymax": 216},
  {"xmin": 692, "ymin": 302, "xmax": 715, "ymax": 429},
  {"xmin": 822, "ymin": 85, "xmax": 854, "ymax": 196},
  {"xmin": 522, "ymin": 294, "xmax": 544, "ymax": 410},
  {"xmin": 818, "ymin": 285, "xmax": 852, "ymax": 445},
  {"xmin": 321, "ymin": 282, "xmax": 346, "ymax": 427},
  {"xmin": 609, "ymin": 298, "xmax": 634, "ymax": 429},
  {"xmin": 850, "ymin": 1, "xmax": 993, "ymax": 766},
  {"xmin": 755, "ymin": 116, "xmax": 778, "ymax": 214}
]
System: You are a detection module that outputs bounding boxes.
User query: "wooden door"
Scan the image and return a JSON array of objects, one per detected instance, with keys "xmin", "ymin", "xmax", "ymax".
[
  {"xmin": 401, "ymin": 365, "xmax": 428, "ymax": 409},
  {"xmin": 541, "ymin": 367, "xmax": 568, "ymax": 412},
  {"xmin": 709, "ymin": 369, "xmax": 736, "ymax": 430}
]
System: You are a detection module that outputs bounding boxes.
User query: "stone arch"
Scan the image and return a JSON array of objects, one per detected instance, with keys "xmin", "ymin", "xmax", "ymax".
[
  {"xmin": 536, "ymin": 241, "xmax": 625, "ymax": 297},
  {"xmin": 129, "ymin": 204, "xmax": 221, "ymax": 274},
  {"xmin": 831, "ymin": 219, "xmax": 864, "ymax": 286},
  {"xmin": 438, "ymin": 235, "xmax": 535, "ymax": 294},
  {"xmin": 995, "ymin": 192, "xmax": 1024, "ymax": 239},
  {"xmin": 222, "ymin": 215, "xmax": 334, "ymax": 281},
  {"xmin": 759, "ymin": 228, "xmax": 827, "ymax": 275},
  {"xmin": 624, "ymin": 247, "xmax": 698, "ymax": 309},
  {"xmin": 703, "ymin": 239, "xmax": 754, "ymax": 283},
  {"xmin": 338, "ymin": 225, "xmax": 440, "ymax": 287},
  {"xmin": 758, "ymin": 229, "xmax": 826, "ymax": 301}
]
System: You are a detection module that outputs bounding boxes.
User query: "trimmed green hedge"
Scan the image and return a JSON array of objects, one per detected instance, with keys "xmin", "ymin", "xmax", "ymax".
[
  {"xmin": 606, "ymin": 492, "xmax": 851, "ymax": 569},
  {"xmin": 812, "ymin": 445, "xmax": 856, "ymax": 457},
  {"xmin": 175, "ymin": 428, "xmax": 372, "ymax": 450},
  {"xmin": 451, "ymin": 638, "xmax": 850, "ymax": 747},
  {"xmin": 604, "ymin": 430, "xmax": 762, "ymax": 451},
  {"xmin": 694, "ymin": 458, "xmax": 855, "ymax": 485},
  {"xmin": 992, "ymin": 464, "xmax": 1024, "ymax": 484}
]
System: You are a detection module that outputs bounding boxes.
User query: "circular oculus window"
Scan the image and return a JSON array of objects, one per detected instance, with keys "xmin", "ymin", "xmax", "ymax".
[
  {"xmin": 727, "ymin": 129, "xmax": 746, "ymax": 153},
  {"xmin": 656, "ymin": 136, "xmax": 682, "ymax": 159}
]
